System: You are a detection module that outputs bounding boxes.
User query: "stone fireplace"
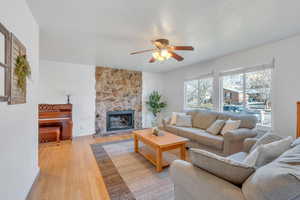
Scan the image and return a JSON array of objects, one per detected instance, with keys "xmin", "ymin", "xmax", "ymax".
[{"xmin": 95, "ymin": 67, "xmax": 142, "ymax": 135}]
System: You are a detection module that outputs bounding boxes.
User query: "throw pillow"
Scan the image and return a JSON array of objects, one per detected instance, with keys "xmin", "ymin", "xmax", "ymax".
[
  {"xmin": 220, "ymin": 118, "xmax": 241, "ymax": 135},
  {"xmin": 170, "ymin": 112, "xmax": 186, "ymax": 125},
  {"xmin": 206, "ymin": 120, "xmax": 225, "ymax": 135},
  {"xmin": 291, "ymin": 138, "xmax": 300, "ymax": 147},
  {"xmin": 249, "ymin": 132, "xmax": 282, "ymax": 153},
  {"xmin": 190, "ymin": 148, "xmax": 255, "ymax": 185},
  {"xmin": 192, "ymin": 111, "xmax": 218, "ymax": 129},
  {"xmin": 244, "ymin": 136, "xmax": 293, "ymax": 167},
  {"xmin": 175, "ymin": 114, "xmax": 192, "ymax": 127},
  {"xmin": 243, "ymin": 146, "xmax": 261, "ymax": 167}
]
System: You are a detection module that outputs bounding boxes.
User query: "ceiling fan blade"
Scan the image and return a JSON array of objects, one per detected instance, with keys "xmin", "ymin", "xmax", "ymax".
[
  {"xmin": 170, "ymin": 51, "xmax": 184, "ymax": 61},
  {"xmin": 130, "ymin": 49, "xmax": 156, "ymax": 55},
  {"xmin": 149, "ymin": 57, "xmax": 156, "ymax": 63},
  {"xmin": 171, "ymin": 46, "xmax": 194, "ymax": 51}
]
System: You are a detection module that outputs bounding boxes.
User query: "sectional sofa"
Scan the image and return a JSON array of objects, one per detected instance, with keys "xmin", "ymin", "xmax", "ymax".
[{"xmin": 170, "ymin": 136, "xmax": 300, "ymax": 200}]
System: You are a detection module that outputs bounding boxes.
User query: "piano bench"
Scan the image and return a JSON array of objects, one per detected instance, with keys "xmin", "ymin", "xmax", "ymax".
[{"xmin": 39, "ymin": 127, "xmax": 61, "ymax": 145}]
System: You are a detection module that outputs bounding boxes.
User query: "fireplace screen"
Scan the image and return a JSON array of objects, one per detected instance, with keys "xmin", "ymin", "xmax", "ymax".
[{"xmin": 106, "ymin": 110, "xmax": 134, "ymax": 131}]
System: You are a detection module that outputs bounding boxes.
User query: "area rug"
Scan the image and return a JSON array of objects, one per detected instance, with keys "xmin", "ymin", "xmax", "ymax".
[{"xmin": 91, "ymin": 139, "xmax": 178, "ymax": 200}]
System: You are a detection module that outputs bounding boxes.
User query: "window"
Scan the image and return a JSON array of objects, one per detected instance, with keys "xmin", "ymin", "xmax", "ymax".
[
  {"xmin": 0, "ymin": 22, "xmax": 10, "ymax": 102},
  {"xmin": 184, "ymin": 77, "xmax": 213, "ymax": 109},
  {"xmin": 183, "ymin": 62, "xmax": 273, "ymax": 128},
  {"xmin": 222, "ymin": 73, "xmax": 244, "ymax": 112},
  {"xmin": 221, "ymin": 68, "xmax": 272, "ymax": 127},
  {"xmin": 245, "ymin": 70, "xmax": 272, "ymax": 127}
]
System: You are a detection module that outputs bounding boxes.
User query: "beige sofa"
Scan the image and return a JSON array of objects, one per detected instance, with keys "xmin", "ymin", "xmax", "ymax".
[
  {"xmin": 170, "ymin": 137, "xmax": 300, "ymax": 200},
  {"xmin": 163, "ymin": 110, "xmax": 258, "ymax": 156}
]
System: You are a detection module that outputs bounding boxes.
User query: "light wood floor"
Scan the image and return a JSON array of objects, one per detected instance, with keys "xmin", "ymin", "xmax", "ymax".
[{"xmin": 27, "ymin": 134, "xmax": 132, "ymax": 200}]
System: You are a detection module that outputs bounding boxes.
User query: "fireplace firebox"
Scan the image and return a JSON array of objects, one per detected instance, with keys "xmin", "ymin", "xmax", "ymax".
[{"xmin": 106, "ymin": 110, "xmax": 134, "ymax": 132}]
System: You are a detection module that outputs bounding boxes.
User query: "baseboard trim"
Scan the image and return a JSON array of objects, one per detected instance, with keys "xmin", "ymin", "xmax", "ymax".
[{"xmin": 25, "ymin": 168, "xmax": 40, "ymax": 200}]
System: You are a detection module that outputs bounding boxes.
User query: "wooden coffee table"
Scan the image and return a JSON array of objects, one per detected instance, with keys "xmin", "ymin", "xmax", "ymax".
[{"xmin": 133, "ymin": 129, "xmax": 189, "ymax": 172}]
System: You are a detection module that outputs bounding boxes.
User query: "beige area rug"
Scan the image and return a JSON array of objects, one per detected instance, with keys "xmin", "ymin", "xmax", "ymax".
[{"xmin": 91, "ymin": 139, "xmax": 180, "ymax": 200}]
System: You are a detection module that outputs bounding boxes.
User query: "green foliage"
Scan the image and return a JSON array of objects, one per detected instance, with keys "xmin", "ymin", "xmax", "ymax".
[
  {"xmin": 15, "ymin": 55, "xmax": 31, "ymax": 92},
  {"xmin": 146, "ymin": 91, "xmax": 167, "ymax": 117}
]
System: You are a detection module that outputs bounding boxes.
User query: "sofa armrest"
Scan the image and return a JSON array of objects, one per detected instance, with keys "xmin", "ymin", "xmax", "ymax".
[
  {"xmin": 223, "ymin": 128, "xmax": 257, "ymax": 155},
  {"xmin": 224, "ymin": 128, "xmax": 257, "ymax": 141},
  {"xmin": 242, "ymin": 138, "xmax": 258, "ymax": 153},
  {"xmin": 170, "ymin": 160, "xmax": 245, "ymax": 200},
  {"xmin": 162, "ymin": 116, "xmax": 171, "ymax": 128}
]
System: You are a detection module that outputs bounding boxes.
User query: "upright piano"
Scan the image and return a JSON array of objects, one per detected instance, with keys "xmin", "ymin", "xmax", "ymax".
[{"xmin": 39, "ymin": 104, "xmax": 73, "ymax": 140}]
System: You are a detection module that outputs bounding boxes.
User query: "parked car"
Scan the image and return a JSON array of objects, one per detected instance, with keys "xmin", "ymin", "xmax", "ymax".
[
  {"xmin": 223, "ymin": 105, "xmax": 244, "ymax": 112},
  {"xmin": 223, "ymin": 105, "xmax": 261, "ymax": 122}
]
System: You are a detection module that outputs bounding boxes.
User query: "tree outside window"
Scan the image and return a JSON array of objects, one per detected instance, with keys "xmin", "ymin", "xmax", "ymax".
[{"xmin": 185, "ymin": 77, "xmax": 213, "ymax": 109}]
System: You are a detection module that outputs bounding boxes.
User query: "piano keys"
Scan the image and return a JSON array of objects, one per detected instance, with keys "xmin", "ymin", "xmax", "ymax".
[{"xmin": 39, "ymin": 104, "xmax": 73, "ymax": 141}]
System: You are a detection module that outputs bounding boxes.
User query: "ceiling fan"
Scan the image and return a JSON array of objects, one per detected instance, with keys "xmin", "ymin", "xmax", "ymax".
[{"xmin": 130, "ymin": 39, "xmax": 194, "ymax": 63}]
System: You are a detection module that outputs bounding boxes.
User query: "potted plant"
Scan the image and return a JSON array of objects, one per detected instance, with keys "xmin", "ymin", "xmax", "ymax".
[{"xmin": 146, "ymin": 91, "xmax": 167, "ymax": 129}]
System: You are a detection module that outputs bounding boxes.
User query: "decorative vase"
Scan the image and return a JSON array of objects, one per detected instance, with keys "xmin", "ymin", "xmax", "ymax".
[
  {"xmin": 151, "ymin": 114, "xmax": 162, "ymax": 127},
  {"xmin": 152, "ymin": 127, "xmax": 159, "ymax": 136},
  {"xmin": 66, "ymin": 94, "xmax": 71, "ymax": 104}
]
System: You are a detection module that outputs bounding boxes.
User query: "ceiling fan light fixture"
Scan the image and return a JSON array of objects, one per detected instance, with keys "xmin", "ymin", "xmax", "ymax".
[
  {"xmin": 161, "ymin": 49, "xmax": 171, "ymax": 59},
  {"xmin": 152, "ymin": 51, "xmax": 161, "ymax": 60},
  {"xmin": 130, "ymin": 38, "xmax": 194, "ymax": 63},
  {"xmin": 152, "ymin": 49, "xmax": 171, "ymax": 61}
]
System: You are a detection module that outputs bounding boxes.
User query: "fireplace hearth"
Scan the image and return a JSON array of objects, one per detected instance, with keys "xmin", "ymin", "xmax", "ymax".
[{"xmin": 106, "ymin": 110, "xmax": 134, "ymax": 132}]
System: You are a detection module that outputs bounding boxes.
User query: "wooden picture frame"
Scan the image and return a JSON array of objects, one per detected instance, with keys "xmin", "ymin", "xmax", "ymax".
[
  {"xmin": 8, "ymin": 33, "xmax": 27, "ymax": 105},
  {"xmin": 0, "ymin": 22, "xmax": 11, "ymax": 102}
]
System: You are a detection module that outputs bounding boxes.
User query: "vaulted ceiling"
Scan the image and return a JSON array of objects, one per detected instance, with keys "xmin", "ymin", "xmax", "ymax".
[{"xmin": 27, "ymin": 0, "xmax": 300, "ymax": 72}]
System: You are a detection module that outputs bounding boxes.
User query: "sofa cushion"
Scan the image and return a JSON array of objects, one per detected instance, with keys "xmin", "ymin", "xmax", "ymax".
[
  {"xmin": 244, "ymin": 136, "xmax": 293, "ymax": 167},
  {"xmin": 175, "ymin": 127, "xmax": 224, "ymax": 150},
  {"xmin": 170, "ymin": 112, "xmax": 186, "ymax": 125},
  {"xmin": 250, "ymin": 132, "xmax": 282, "ymax": 153},
  {"xmin": 192, "ymin": 111, "xmax": 218, "ymax": 129},
  {"xmin": 190, "ymin": 148, "xmax": 255, "ymax": 185},
  {"xmin": 206, "ymin": 120, "xmax": 225, "ymax": 135},
  {"xmin": 221, "ymin": 119, "xmax": 241, "ymax": 135},
  {"xmin": 218, "ymin": 113, "xmax": 257, "ymax": 129},
  {"xmin": 165, "ymin": 125, "xmax": 179, "ymax": 135},
  {"xmin": 175, "ymin": 114, "xmax": 192, "ymax": 127},
  {"xmin": 242, "ymin": 145, "xmax": 300, "ymax": 200},
  {"xmin": 227, "ymin": 152, "xmax": 249, "ymax": 163},
  {"xmin": 291, "ymin": 137, "xmax": 300, "ymax": 147}
]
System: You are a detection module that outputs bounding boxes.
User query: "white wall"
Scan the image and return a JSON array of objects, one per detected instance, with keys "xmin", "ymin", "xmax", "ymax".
[
  {"xmin": 38, "ymin": 61, "xmax": 166, "ymax": 133},
  {"xmin": 142, "ymin": 72, "xmax": 165, "ymax": 128},
  {"xmin": 0, "ymin": 0, "xmax": 39, "ymax": 199},
  {"xmin": 163, "ymin": 34, "xmax": 300, "ymax": 138},
  {"xmin": 38, "ymin": 60, "xmax": 96, "ymax": 137}
]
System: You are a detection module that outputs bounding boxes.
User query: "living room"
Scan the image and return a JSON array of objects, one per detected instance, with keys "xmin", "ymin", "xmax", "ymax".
[{"xmin": 1, "ymin": 0, "xmax": 300, "ymax": 200}]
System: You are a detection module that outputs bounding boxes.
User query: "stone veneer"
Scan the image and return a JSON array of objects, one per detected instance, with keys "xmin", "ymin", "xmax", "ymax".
[{"xmin": 95, "ymin": 67, "xmax": 142, "ymax": 135}]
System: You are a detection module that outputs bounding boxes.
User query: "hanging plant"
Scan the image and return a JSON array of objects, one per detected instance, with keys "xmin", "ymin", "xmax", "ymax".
[{"xmin": 15, "ymin": 55, "xmax": 31, "ymax": 92}]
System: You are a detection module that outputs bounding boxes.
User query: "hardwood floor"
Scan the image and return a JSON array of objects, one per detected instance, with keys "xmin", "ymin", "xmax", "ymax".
[{"xmin": 27, "ymin": 134, "xmax": 133, "ymax": 200}]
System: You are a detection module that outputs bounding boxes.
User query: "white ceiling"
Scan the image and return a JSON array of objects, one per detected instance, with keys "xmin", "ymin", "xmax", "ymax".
[{"xmin": 27, "ymin": 0, "xmax": 300, "ymax": 72}]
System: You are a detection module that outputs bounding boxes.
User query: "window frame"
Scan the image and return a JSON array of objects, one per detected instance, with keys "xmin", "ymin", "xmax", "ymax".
[
  {"xmin": 183, "ymin": 61, "xmax": 275, "ymax": 129},
  {"xmin": 0, "ymin": 22, "xmax": 10, "ymax": 102},
  {"xmin": 220, "ymin": 65, "xmax": 274, "ymax": 128},
  {"xmin": 184, "ymin": 73, "xmax": 214, "ymax": 110}
]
